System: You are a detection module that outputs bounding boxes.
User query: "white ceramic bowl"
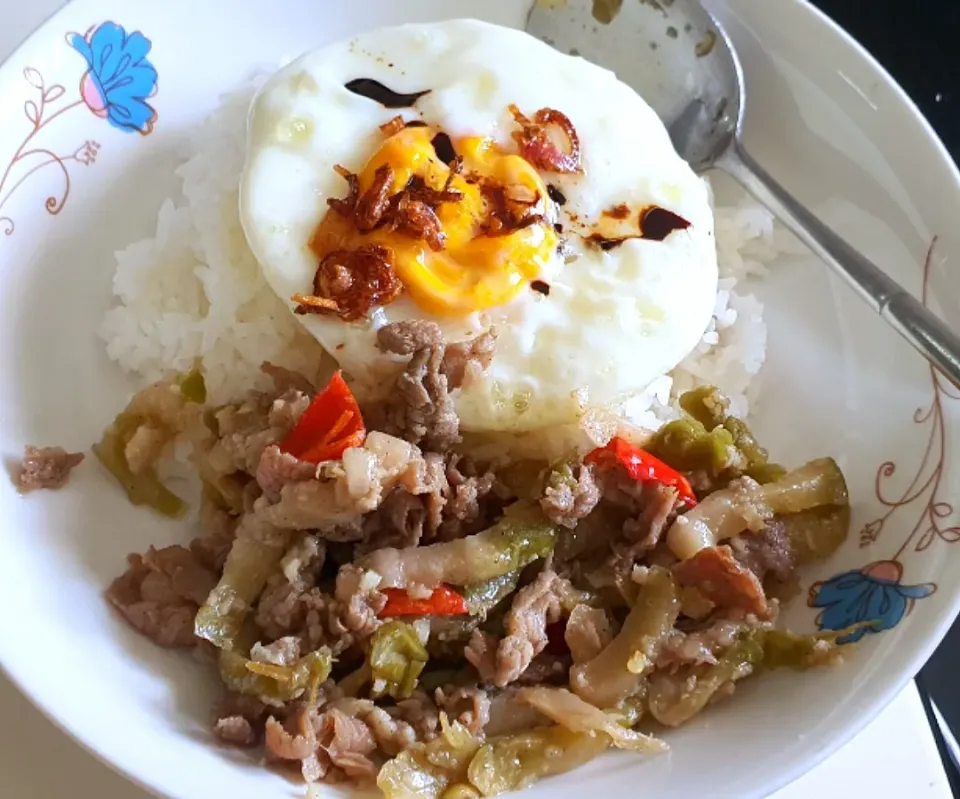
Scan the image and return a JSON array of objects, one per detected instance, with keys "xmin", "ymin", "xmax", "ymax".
[{"xmin": 1, "ymin": 1, "xmax": 959, "ymax": 797}]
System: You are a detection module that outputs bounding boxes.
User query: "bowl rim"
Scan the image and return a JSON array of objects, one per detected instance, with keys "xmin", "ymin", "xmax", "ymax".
[{"xmin": 0, "ymin": 1, "xmax": 959, "ymax": 798}]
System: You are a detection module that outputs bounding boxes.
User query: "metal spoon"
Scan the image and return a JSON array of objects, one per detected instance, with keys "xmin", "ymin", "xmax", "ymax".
[{"xmin": 526, "ymin": 0, "xmax": 960, "ymax": 386}]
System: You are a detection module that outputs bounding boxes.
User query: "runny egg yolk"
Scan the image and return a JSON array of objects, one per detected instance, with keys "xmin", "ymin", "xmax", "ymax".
[{"xmin": 310, "ymin": 126, "xmax": 557, "ymax": 316}]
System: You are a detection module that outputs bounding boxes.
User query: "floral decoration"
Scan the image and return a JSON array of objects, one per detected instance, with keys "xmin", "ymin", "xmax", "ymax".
[
  {"xmin": 808, "ymin": 240, "xmax": 952, "ymax": 642},
  {"xmin": 809, "ymin": 560, "xmax": 936, "ymax": 644},
  {"xmin": 67, "ymin": 22, "xmax": 158, "ymax": 135},
  {"xmin": 0, "ymin": 21, "xmax": 157, "ymax": 240}
]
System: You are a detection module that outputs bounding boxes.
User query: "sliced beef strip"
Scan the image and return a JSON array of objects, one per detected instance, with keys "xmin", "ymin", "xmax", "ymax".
[
  {"xmin": 254, "ymin": 432, "xmax": 428, "ymax": 534},
  {"xmin": 325, "ymin": 696, "xmax": 434, "ymax": 754},
  {"xmin": 14, "ymin": 445, "xmax": 84, "ymax": 492},
  {"xmin": 356, "ymin": 451, "xmax": 499, "ymax": 551},
  {"xmin": 729, "ymin": 518, "xmax": 796, "ymax": 583},
  {"xmin": 540, "ymin": 464, "xmax": 600, "ymax": 529},
  {"xmin": 441, "ymin": 329, "xmax": 497, "ymax": 389},
  {"xmin": 673, "ymin": 545, "xmax": 770, "ymax": 618},
  {"xmin": 364, "ymin": 706, "xmax": 418, "ymax": 755},
  {"xmin": 386, "ymin": 345, "xmax": 460, "ymax": 452},
  {"xmin": 214, "ymin": 716, "xmax": 258, "ymax": 747},
  {"xmin": 513, "ymin": 652, "xmax": 572, "ymax": 686},
  {"xmin": 106, "ymin": 545, "xmax": 217, "ymax": 648},
  {"xmin": 214, "ymin": 388, "xmax": 310, "ymax": 476},
  {"xmin": 334, "ymin": 564, "xmax": 387, "ymax": 639},
  {"xmin": 484, "ymin": 569, "xmax": 572, "ymax": 688},
  {"xmin": 356, "ymin": 487, "xmax": 427, "ymax": 553},
  {"xmin": 265, "ymin": 708, "xmax": 323, "ymax": 782},
  {"xmin": 435, "ymin": 685, "xmax": 491, "ymax": 738},
  {"xmin": 256, "ymin": 445, "xmax": 317, "ymax": 503},
  {"xmin": 375, "ymin": 320, "xmax": 445, "ymax": 355},
  {"xmin": 251, "ymin": 636, "xmax": 302, "ymax": 666},
  {"xmin": 392, "ymin": 691, "xmax": 441, "ymax": 742},
  {"xmin": 314, "ymin": 707, "xmax": 379, "ymax": 780},
  {"xmin": 656, "ymin": 619, "xmax": 747, "ymax": 671},
  {"xmin": 213, "ymin": 692, "xmax": 269, "ymax": 748},
  {"xmin": 374, "ymin": 322, "xmax": 497, "ymax": 453},
  {"xmin": 464, "ymin": 630, "xmax": 499, "ymax": 684},
  {"xmin": 602, "ymin": 480, "xmax": 681, "ymax": 577},
  {"xmin": 619, "ymin": 482, "xmax": 680, "ymax": 554},
  {"xmin": 438, "ymin": 454, "xmax": 499, "ymax": 541},
  {"xmin": 254, "ymin": 534, "xmax": 325, "ymax": 641}
]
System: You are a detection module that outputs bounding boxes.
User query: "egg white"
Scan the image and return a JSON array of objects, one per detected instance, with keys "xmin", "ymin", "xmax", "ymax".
[{"xmin": 240, "ymin": 19, "xmax": 718, "ymax": 432}]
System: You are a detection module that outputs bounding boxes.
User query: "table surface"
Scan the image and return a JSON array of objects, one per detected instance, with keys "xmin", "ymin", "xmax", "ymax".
[{"xmin": 0, "ymin": 2, "xmax": 954, "ymax": 798}]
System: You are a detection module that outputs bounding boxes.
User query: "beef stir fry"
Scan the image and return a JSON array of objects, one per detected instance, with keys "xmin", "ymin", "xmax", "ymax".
[{"xmin": 98, "ymin": 321, "xmax": 851, "ymax": 796}]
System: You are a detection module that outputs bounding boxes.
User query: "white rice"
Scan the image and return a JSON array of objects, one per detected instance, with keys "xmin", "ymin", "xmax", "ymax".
[{"xmin": 100, "ymin": 80, "xmax": 783, "ymax": 420}]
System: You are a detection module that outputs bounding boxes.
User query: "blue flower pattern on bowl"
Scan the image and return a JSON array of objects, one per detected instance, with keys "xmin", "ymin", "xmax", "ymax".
[
  {"xmin": 68, "ymin": 22, "xmax": 158, "ymax": 135},
  {"xmin": 809, "ymin": 560, "xmax": 936, "ymax": 644},
  {"xmin": 0, "ymin": 21, "xmax": 157, "ymax": 239}
]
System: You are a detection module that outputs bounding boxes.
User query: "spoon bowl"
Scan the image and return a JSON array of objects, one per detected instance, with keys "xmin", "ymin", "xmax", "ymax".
[
  {"xmin": 526, "ymin": 0, "xmax": 960, "ymax": 387},
  {"xmin": 526, "ymin": 0, "xmax": 741, "ymax": 171}
]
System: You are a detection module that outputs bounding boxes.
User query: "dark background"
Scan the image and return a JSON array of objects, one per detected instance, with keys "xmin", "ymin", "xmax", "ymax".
[
  {"xmin": 811, "ymin": 2, "xmax": 960, "ymax": 156},
  {"xmin": 810, "ymin": 0, "xmax": 960, "ymax": 788}
]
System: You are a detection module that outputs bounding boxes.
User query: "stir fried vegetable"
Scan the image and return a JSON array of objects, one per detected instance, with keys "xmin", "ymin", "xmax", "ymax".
[
  {"xmin": 369, "ymin": 621, "xmax": 430, "ymax": 699},
  {"xmin": 378, "ymin": 715, "xmax": 482, "ymax": 799},
  {"xmin": 462, "ymin": 571, "xmax": 522, "ymax": 617},
  {"xmin": 93, "ymin": 371, "xmax": 205, "ymax": 518},
  {"xmin": 195, "ymin": 527, "xmax": 293, "ymax": 649},
  {"xmin": 279, "ymin": 371, "xmax": 365, "ymax": 463},
  {"xmin": 763, "ymin": 458, "xmax": 848, "ymax": 515},
  {"xmin": 586, "ymin": 437, "xmax": 697, "ymax": 507},
  {"xmin": 673, "ymin": 545, "xmax": 769, "ymax": 617},
  {"xmin": 570, "ymin": 567, "xmax": 680, "ymax": 707},
  {"xmin": 467, "ymin": 727, "xmax": 610, "ymax": 796},
  {"xmin": 497, "ymin": 459, "xmax": 551, "ymax": 502},
  {"xmin": 517, "ymin": 687, "xmax": 665, "ymax": 752},
  {"xmin": 755, "ymin": 628, "xmax": 845, "ymax": 670},
  {"xmin": 380, "ymin": 586, "xmax": 469, "ymax": 618},
  {"xmin": 777, "ymin": 505, "xmax": 850, "ymax": 566},
  {"xmin": 648, "ymin": 636, "xmax": 761, "ymax": 727},
  {"xmin": 219, "ymin": 647, "xmax": 332, "ymax": 705},
  {"xmin": 650, "ymin": 385, "xmax": 784, "ymax": 484},
  {"xmin": 94, "ymin": 414, "xmax": 187, "ymax": 518},
  {"xmin": 649, "ymin": 627, "xmax": 846, "ymax": 727},
  {"xmin": 360, "ymin": 514, "xmax": 557, "ymax": 589},
  {"xmin": 178, "ymin": 367, "xmax": 207, "ymax": 404},
  {"xmin": 666, "ymin": 457, "xmax": 849, "ymax": 561}
]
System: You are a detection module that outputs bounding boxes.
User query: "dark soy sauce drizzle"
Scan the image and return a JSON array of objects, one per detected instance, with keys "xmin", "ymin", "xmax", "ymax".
[
  {"xmin": 431, "ymin": 132, "xmax": 458, "ymax": 165},
  {"xmin": 344, "ymin": 78, "xmax": 431, "ymax": 108},
  {"xmin": 639, "ymin": 206, "xmax": 691, "ymax": 241},
  {"xmin": 547, "ymin": 184, "xmax": 567, "ymax": 206}
]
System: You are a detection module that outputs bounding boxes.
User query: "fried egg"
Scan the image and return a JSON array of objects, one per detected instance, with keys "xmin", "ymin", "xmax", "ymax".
[{"xmin": 240, "ymin": 19, "xmax": 718, "ymax": 432}]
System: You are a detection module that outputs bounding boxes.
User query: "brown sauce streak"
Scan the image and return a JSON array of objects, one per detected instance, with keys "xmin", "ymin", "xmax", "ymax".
[
  {"xmin": 603, "ymin": 203, "xmax": 630, "ymax": 220},
  {"xmin": 344, "ymin": 78, "xmax": 430, "ymax": 108},
  {"xmin": 531, "ymin": 280, "xmax": 551, "ymax": 296},
  {"xmin": 587, "ymin": 205, "xmax": 691, "ymax": 250},
  {"xmin": 430, "ymin": 132, "xmax": 458, "ymax": 165},
  {"xmin": 640, "ymin": 206, "xmax": 692, "ymax": 241},
  {"xmin": 547, "ymin": 184, "xmax": 567, "ymax": 206}
]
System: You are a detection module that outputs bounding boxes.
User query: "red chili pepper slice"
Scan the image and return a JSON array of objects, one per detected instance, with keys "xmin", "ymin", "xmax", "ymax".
[
  {"xmin": 585, "ymin": 436, "xmax": 698, "ymax": 507},
  {"xmin": 278, "ymin": 371, "xmax": 365, "ymax": 464},
  {"xmin": 379, "ymin": 585, "xmax": 469, "ymax": 618}
]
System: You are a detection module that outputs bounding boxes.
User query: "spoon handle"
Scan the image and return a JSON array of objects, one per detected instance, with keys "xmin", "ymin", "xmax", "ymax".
[{"xmin": 718, "ymin": 143, "xmax": 960, "ymax": 388}]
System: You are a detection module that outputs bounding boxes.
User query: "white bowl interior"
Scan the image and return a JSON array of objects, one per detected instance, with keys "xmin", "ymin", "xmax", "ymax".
[{"xmin": 0, "ymin": 0, "xmax": 959, "ymax": 797}]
